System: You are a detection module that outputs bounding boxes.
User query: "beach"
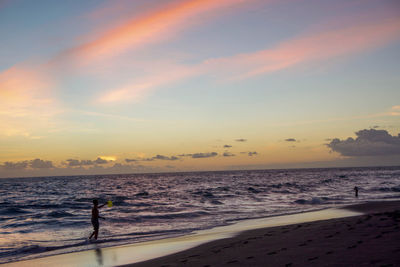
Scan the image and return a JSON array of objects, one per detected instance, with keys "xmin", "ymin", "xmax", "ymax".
[
  {"xmin": 5, "ymin": 200, "xmax": 400, "ymax": 267},
  {"xmin": 127, "ymin": 201, "xmax": 400, "ymax": 267}
]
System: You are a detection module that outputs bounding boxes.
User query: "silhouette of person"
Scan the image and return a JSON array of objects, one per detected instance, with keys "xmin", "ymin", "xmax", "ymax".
[
  {"xmin": 89, "ymin": 199, "xmax": 106, "ymax": 240},
  {"xmin": 354, "ymin": 186, "xmax": 359, "ymax": 198}
]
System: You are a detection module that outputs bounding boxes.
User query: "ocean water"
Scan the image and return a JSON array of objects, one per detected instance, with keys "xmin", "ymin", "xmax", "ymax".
[{"xmin": 1, "ymin": 166, "xmax": 400, "ymax": 264}]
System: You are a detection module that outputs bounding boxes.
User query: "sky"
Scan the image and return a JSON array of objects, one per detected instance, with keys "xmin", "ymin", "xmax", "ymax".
[{"xmin": 0, "ymin": 0, "xmax": 400, "ymax": 178}]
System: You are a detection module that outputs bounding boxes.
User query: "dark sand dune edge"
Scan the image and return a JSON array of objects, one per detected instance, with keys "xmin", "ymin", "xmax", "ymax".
[{"xmin": 126, "ymin": 201, "xmax": 400, "ymax": 267}]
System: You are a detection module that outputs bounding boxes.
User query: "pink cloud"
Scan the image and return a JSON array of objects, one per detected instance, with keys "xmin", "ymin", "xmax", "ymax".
[
  {"xmin": 70, "ymin": 0, "xmax": 250, "ymax": 64},
  {"xmin": 205, "ymin": 16, "xmax": 400, "ymax": 80},
  {"xmin": 97, "ymin": 13, "xmax": 400, "ymax": 104},
  {"xmin": 97, "ymin": 65, "xmax": 199, "ymax": 103}
]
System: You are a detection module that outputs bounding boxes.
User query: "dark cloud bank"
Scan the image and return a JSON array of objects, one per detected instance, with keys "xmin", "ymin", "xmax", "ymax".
[
  {"xmin": 3, "ymin": 159, "xmax": 54, "ymax": 170},
  {"xmin": 327, "ymin": 129, "xmax": 400, "ymax": 157},
  {"xmin": 192, "ymin": 152, "xmax": 218, "ymax": 158},
  {"xmin": 66, "ymin": 157, "xmax": 108, "ymax": 167}
]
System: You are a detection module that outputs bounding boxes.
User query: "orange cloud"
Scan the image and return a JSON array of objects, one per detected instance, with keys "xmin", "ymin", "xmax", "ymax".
[
  {"xmin": 72, "ymin": 0, "xmax": 249, "ymax": 63},
  {"xmin": 0, "ymin": 66, "xmax": 60, "ymax": 137},
  {"xmin": 0, "ymin": 66, "xmax": 52, "ymax": 112},
  {"xmin": 205, "ymin": 16, "xmax": 400, "ymax": 80}
]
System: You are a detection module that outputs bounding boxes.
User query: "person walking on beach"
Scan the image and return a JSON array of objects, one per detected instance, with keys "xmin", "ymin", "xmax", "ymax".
[
  {"xmin": 89, "ymin": 199, "xmax": 106, "ymax": 240},
  {"xmin": 354, "ymin": 186, "xmax": 359, "ymax": 198}
]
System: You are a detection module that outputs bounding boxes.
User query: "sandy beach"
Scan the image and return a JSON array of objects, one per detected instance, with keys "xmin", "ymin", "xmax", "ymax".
[
  {"xmin": 4, "ymin": 200, "xmax": 400, "ymax": 267},
  {"xmin": 127, "ymin": 201, "xmax": 400, "ymax": 267}
]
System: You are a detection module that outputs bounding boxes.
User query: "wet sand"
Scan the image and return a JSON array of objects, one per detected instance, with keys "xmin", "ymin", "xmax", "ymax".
[{"xmin": 126, "ymin": 201, "xmax": 400, "ymax": 267}]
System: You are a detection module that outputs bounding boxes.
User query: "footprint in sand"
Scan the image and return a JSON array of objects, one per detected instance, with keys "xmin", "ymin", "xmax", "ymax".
[
  {"xmin": 308, "ymin": 256, "xmax": 319, "ymax": 261},
  {"xmin": 226, "ymin": 260, "xmax": 238, "ymax": 264},
  {"xmin": 326, "ymin": 251, "xmax": 333, "ymax": 255}
]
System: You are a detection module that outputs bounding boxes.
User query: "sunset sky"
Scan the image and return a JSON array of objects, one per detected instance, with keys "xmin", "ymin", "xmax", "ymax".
[{"xmin": 1, "ymin": 0, "xmax": 400, "ymax": 178}]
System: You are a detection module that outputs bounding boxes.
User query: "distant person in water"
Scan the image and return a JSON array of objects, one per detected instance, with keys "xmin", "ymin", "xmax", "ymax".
[
  {"xmin": 89, "ymin": 199, "xmax": 106, "ymax": 240},
  {"xmin": 354, "ymin": 186, "xmax": 359, "ymax": 198}
]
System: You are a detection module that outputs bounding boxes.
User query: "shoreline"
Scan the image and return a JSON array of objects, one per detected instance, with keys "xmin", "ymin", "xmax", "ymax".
[
  {"xmin": 128, "ymin": 200, "xmax": 400, "ymax": 267},
  {"xmin": 3, "ymin": 200, "xmax": 400, "ymax": 266}
]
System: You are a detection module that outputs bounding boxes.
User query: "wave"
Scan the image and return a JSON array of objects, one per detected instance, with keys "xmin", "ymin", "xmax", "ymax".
[
  {"xmin": 0, "ymin": 239, "xmax": 92, "ymax": 260},
  {"xmin": 46, "ymin": 211, "xmax": 75, "ymax": 218},
  {"xmin": 247, "ymin": 187, "xmax": 261, "ymax": 193},
  {"xmin": 371, "ymin": 185, "xmax": 400, "ymax": 193},
  {"xmin": 294, "ymin": 197, "xmax": 330, "ymax": 205},
  {"xmin": 135, "ymin": 191, "xmax": 149, "ymax": 197},
  {"xmin": 321, "ymin": 178, "xmax": 334, "ymax": 183},
  {"xmin": 0, "ymin": 207, "xmax": 31, "ymax": 215},
  {"xmin": 139, "ymin": 211, "xmax": 210, "ymax": 220},
  {"xmin": 192, "ymin": 190, "xmax": 215, "ymax": 198}
]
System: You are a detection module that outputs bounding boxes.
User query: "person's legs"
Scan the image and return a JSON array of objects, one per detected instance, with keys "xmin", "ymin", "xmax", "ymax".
[
  {"xmin": 93, "ymin": 220, "xmax": 99, "ymax": 240},
  {"xmin": 90, "ymin": 219, "xmax": 99, "ymax": 239}
]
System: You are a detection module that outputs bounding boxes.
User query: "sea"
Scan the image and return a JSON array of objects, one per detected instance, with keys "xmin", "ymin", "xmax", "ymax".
[{"xmin": 1, "ymin": 166, "xmax": 400, "ymax": 264}]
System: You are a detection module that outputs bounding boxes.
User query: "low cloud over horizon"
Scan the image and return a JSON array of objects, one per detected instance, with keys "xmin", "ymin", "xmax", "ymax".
[
  {"xmin": 2, "ymin": 127, "xmax": 400, "ymax": 178},
  {"xmin": 65, "ymin": 157, "xmax": 109, "ymax": 167},
  {"xmin": 327, "ymin": 129, "xmax": 400, "ymax": 157},
  {"xmin": 2, "ymin": 159, "xmax": 54, "ymax": 170}
]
